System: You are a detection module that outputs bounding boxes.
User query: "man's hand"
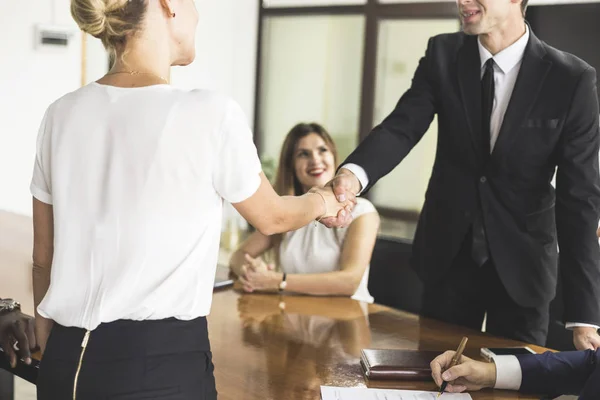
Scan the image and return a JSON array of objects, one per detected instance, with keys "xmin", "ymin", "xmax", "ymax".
[
  {"xmin": 573, "ymin": 326, "xmax": 600, "ymax": 350},
  {"xmin": 0, "ymin": 310, "xmax": 37, "ymax": 368},
  {"xmin": 430, "ymin": 351, "xmax": 496, "ymax": 393},
  {"xmin": 319, "ymin": 168, "xmax": 361, "ymax": 228}
]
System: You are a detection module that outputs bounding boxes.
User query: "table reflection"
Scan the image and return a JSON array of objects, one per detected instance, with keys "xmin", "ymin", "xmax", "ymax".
[{"xmin": 237, "ymin": 294, "xmax": 372, "ymax": 400}]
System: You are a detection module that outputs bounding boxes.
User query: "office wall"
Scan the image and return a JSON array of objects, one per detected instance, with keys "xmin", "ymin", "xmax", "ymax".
[
  {"xmin": 171, "ymin": 0, "xmax": 258, "ymax": 124},
  {"xmin": 0, "ymin": 0, "xmax": 80, "ymax": 217},
  {"xmin": 0, "ymin": 0, "xmax": 258, "ymax": 216}
]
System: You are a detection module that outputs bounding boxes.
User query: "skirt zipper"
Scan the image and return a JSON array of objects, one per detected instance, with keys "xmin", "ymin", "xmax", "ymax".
[{"xmin": 73, "ymin": 330, "xmax": 91, "ymax": 400}]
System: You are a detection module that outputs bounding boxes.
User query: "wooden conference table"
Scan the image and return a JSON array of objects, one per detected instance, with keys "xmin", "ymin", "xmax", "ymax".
[
  {"xmin": 207, "ymin": 289, "xmax": 549, "ymax": 400},
  {"xmin": 1, "ymin": 211, "xmax": 549, "ymax": 400}
]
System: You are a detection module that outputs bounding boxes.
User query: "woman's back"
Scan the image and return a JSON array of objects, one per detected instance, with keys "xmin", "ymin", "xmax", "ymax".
[
  {"xmin": 32, "ymin": 83, "xmax": 261, "ymax": 330},
  {"xmin": 33, "ymin": 3, "xmax": 353, "ymax": 399}
]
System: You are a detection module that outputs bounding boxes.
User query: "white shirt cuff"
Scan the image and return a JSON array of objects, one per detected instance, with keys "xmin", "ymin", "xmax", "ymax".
[
  {"xmin": 493, "ymin": 355, "xmax": 522, "ymax": 390},
  {"xmin": 565, "ymin": 322, "xmax": 600, "ymax": 330},
  {"xmin": 340, "ymin": 164, "xmax": 369, "ymax": 195}
]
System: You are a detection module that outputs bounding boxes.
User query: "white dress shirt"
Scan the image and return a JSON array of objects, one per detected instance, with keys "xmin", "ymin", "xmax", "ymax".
[
  {"xmin": 478, "ymin": 25, "xmax": 529, "ymax": 152},
  {"xmin": 344, "ymin": 26, "xmax": 598, "ymax": 330}
]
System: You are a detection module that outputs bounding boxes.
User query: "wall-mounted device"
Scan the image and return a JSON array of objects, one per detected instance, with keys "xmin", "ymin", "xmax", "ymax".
[{"xmin": 35, "ymin": 24, "xmax": 79, "ymax": 49}]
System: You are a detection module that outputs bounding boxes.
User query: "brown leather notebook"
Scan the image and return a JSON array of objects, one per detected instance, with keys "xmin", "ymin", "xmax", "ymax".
[{"xmin": 360, "ymin": 349, "xmax": 439, "ymax": 381}]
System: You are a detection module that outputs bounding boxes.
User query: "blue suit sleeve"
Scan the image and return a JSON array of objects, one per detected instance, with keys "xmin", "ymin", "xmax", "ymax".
[{"xmin": 516, "ymin": 350, "xmax": 599, "ymax": 396}]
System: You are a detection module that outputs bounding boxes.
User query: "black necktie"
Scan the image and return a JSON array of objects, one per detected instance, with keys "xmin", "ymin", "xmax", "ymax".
[
  {"xmin": 471, "ymin": 58, "xmax": 495, "ymax": 267},
  {"xmin": 481, "ymin": 58, "xmax": 495, "ymax": 158}
]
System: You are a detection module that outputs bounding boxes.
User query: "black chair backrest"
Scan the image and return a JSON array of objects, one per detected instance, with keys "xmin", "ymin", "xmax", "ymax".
[
  {"xmin": 367, "ymin": 236, "xmax": 578, "ymax": 351},
  {"xmin": 368, "ymin": 236, "xmax": 423, "ymax": 315}
]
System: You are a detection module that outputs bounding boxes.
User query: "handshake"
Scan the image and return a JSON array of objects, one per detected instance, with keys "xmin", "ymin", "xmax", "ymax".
[{"xmin": 309, "ymin": 168, "xmax": 362, "ymax": 229}]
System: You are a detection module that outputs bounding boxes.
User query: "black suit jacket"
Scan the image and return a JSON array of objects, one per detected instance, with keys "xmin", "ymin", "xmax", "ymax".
[
  {"xmin": 516, "ymin": 349, "xmax": 600, "ymax": 399},
  {"xmin": 342, "ymin": 29, "xmax": 600, "ymax": 324}
]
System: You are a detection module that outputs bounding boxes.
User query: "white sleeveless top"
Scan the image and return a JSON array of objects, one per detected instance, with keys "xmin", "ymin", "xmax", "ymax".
[
  {"xmin": 30, "ymin": 83, "xmax": 262, "ymax": 331},
  {"xmin": 279, "ymin": 198, "xmax": 377, "ymax": 303}
]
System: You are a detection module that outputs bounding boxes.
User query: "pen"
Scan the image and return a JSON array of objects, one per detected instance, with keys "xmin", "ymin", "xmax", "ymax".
[{"xmin": 438, "ymin": 336, "xmax": 468, "ymax": 397}]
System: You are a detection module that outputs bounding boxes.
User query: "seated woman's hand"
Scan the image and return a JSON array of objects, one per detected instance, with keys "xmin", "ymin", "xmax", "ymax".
[
  {"xmin": 241, "ymin": 253, "xmax": 270, "ymax": 272},
  {"xmin": 238, "ymin": 254, "xmax": 279, "ymax": 293},
  {"xmin": 308, "ymin": 186, "xmax": 356, "ymax": 222}
]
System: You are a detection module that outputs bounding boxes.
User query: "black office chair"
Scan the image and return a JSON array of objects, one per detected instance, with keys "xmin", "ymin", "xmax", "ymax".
[
  {"xmin": 368, "ymin": 236, "xmax": 582, "ymax": 351},
  {"xmin": 368, "ymin": 236, "xmax": 423, "ymax": 315}
]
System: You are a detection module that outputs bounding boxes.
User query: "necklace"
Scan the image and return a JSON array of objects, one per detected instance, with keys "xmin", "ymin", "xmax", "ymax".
[{"xmin": 105, "ymin": 70, "xmax": 169, "ymax": 84}]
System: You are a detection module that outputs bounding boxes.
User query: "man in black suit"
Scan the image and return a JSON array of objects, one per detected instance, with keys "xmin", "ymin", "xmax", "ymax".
[
  {"xmin": 322, "ymin": 0, "xmax": 600, "ymax": 349},
  {"xmin": 0, "ymin": 298, "xmax": 36, "ymax": 368},
  {"xmin": 430, "ymin": 348, "xmax": 599, "ymax": 399}
]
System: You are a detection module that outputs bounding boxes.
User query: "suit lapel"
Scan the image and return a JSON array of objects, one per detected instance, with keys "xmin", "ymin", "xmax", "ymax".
[
  {"xmin": 457, "ymin": 35, "xmax": 484, "ymax": 166},
  {"xmin": 490, "ymin": 31, "xmax": 552, "ymax": 163}
]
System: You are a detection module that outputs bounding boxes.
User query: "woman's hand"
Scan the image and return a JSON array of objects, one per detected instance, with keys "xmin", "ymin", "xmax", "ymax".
[
  {"xmin": 238, "ymin": 254, "xmax": 281, "ymax": 292},
  {"xmin": 319, "ymin": 169, "xmax": 360, "ymax": 228},
  {"xmin": 308, "ymin": 186, "xmax": 355, "ymax": 221}
]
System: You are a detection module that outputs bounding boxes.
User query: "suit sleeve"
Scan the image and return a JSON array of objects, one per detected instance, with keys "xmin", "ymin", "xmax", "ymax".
[
  {"xmin": 555, "ymin": 66, "xmax": 600, "ymax": 325},
  {"xmin": 516, "ymin": 350, "xmax": 599, "ymax": 396},
  {"xmin": 339, "ymin": 37, "xmax": 437, "ymax": 194}
]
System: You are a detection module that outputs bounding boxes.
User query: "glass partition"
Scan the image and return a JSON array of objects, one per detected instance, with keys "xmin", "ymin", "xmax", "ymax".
[
  {"xmin": 264, "ymin": 0, "xmax": 366, "ymax": 7},
  {"xmin": 369, "ymin": 18, "xmax": 460, "ymax": 211},
  {"xmin": 258, "ymin": 15, "xmax": 366, "ymax": 170}
]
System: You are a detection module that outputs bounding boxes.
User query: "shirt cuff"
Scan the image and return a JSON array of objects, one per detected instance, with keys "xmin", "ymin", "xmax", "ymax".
[
  {"xmin": 493, "ymin": 355, "xmax": 522, "ymax": 390},
  {"xmin": 565, "ymin": 322, "xmax": 600, "ymax": 330},
  {"xmin": 340, "ymin": 164, "xmax": 368, "ymax": 195}
]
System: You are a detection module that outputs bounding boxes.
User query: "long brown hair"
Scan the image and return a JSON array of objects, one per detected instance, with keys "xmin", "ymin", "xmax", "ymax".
[{"xmin": 271, "ymin": 123, "xmax": 338, "ymax": 265}]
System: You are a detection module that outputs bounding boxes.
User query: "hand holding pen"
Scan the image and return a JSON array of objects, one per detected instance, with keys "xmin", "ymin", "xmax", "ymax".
[
  {"xmin": 437, "ymin": 337, "xmax": 468, "ymax": 396},
  {"xmin": 430, "ymin": 337, "xmax": 498, "ymax": 395}
]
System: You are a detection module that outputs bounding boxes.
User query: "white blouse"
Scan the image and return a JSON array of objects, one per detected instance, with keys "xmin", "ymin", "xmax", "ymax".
[
  {"xmin": 279, "ymin": 198, "xmax": 377, "ymax": 303},
  {"xmin": 30, "ymin": 83, "xmax": 262, "ymax": 331}
]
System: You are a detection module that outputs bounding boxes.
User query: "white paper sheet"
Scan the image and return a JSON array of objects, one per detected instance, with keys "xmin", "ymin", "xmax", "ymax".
[{"xmin": 320, "ymin": 386, "xmax": 473, "ymax": 400}]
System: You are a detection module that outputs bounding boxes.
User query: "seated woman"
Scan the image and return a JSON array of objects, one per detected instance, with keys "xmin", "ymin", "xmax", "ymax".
[{"xmin": 230, "ymin": 123, "xmax": 379, "ymax": 303}]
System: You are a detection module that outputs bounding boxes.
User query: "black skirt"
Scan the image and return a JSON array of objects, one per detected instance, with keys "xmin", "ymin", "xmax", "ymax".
[{"xmin": 37, "ymin": 316, "xmax": 217, "ymax": 400}]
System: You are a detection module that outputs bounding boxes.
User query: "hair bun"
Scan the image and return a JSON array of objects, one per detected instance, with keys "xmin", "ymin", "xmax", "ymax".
[
  {"xmin": 71, "ymin": 0, "xmax": 110, "ymax": 38},
  {"xmin": 71, "ymin": 0, "xmax": 144, "ymax": 52}
]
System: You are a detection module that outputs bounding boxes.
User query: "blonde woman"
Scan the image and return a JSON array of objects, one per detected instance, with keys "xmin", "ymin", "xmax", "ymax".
[
  {"xmin": 31, "ymin": 1, "xmax": 352, "ymax": 399},
  {"xmin": 230, "ymin": 123, "xmax": 380, "ymax": 303}
]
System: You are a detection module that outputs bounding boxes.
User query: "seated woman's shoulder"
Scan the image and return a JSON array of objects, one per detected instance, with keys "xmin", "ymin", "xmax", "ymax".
[{"xmin": 352, "ymin": 198, "xmax": 378, "ymax": 219}]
